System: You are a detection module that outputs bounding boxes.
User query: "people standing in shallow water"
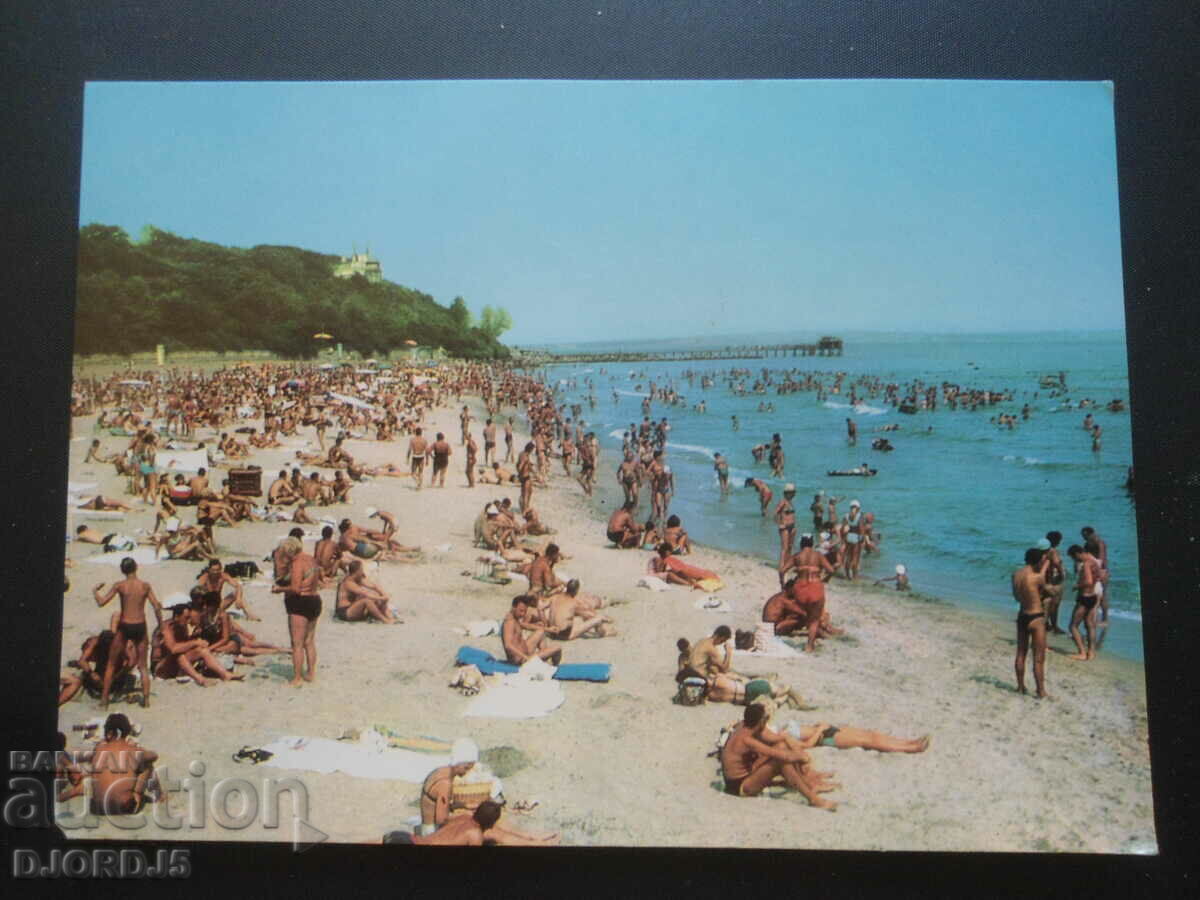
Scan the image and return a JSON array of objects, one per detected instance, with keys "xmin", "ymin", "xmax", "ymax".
[
  {"xmin": 1012, "ymin": 547, "xmax": 1050, "ymax": 699},
  {"xmin": 841, "ymin": 500, "xmax": 865, "ymax": 580},
  {"xmin": 1042, "ymin": 532, "xmax": 1066, "ymax": 634},
  {"xmin": 774, "ymin": 484, "xmax": 797, "ymax": 568},
  {"xmin": 1066, "ymin": 544, "xmax": 1101, "ymax": 661},
  {"xmin": 1081, "ymin": 526, "xmax": 1110, "ymax": 625},
  {"xmin": 713, "ymin": 452, "xmax": 730, "ymax": 495},
  {"xmin": 745, "ymin": 477, "xmax": 773, "ymax": 517}
]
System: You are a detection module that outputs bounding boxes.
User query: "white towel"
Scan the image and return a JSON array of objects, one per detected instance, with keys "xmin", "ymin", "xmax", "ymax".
[
  {"xmin": 463, "ymin": 676, "xmax": 565, "ymax": 719},
  {"xmin": 82, "ymin": 548, "xmax": 163, "ymax": 568},
  {"xmin": 732, "ymin": 635, "xmax": 805, "ymax": 661},
  {"xmin": 637, "ymin": 575, "xmax": 671, "ymax": 592},
  {"xmin": 257, "ymin": 734, "xmax": 450, "ymax": 781}
]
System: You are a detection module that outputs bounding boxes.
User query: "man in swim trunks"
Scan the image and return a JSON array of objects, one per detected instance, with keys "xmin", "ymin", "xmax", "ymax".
[
  {"xmin": 338, "ymin": 518, "xmax": 387, "ymax": 561},
  {"xmin": 713, "ymin": 453, "xmax": 730, "ymax": 495},
  {"xmin": 527, "ymin": 543, "xmax": 566, "ymax": 598},
  {"xmin": 270, "ymin": 536, "xmax": 322, "ymax": 686},
  {"xmin": 846, "ymin": 417, "xmax": 857, "ymax": 446},
  {"xmin": 1012, "ymin": 547, "xmax": 1051, "ymax": 698},
  {"xmin": 465, "ymin": 430, "xmax": 478, "ymax": 487},
  {"xmin": 407, "ymin": 427, "xmax": 428, "ymax": 490},
  {"xmin": 501, "ymin": 595, "xmax": 562, "ymax": 666},
  {"xmin": 719, "ymin": 703, "xmax": 836, "ymax": 810},
  {"xmin": 335, "ymin": 560, "xmax": 400, "ymax": 623},
  {"xmin": 503, "ymin": 418, "xmax": 514, "ymax": 462},
  {"xmin": 431, "ymin": 432, "xmax": 452, "ymax": 487},
  {"xmin": 516, "ymin": 441, "xmax": 535, "ymax": 512},
  {"xmin": 617, "ymin": 452, "xmax": 641, "ymax": 507},
  {"xmin": 76, "ymin": 714, "xmax": 161, "ymax": 817},
  {"xmin": 1066, "ymin": 544, "xmax": 1101, "ymax": 661},
  {"xmin": 93, "ymin": 557, "xmax": 163, "ymax": 708},
  {"xmin": 606, "ymin": 501, "xmax": 643, "ymax": 548},
  {"xmin": 483, "ymin": 418, "xmax": 497, "ymax": 465},
  {"xmin": 268, "ymin": 469, "xmax": 300, "ymax": 506}
]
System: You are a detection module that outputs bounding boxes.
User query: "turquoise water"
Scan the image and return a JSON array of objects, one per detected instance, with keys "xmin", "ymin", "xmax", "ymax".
[{"xmin": 539, "ymin": 331, "xmax": 1143, "ymax": 662}]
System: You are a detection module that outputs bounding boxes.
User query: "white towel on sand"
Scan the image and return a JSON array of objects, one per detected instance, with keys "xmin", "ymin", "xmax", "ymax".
[
  {"xmin": 637, "ymin": 575, "xmax": 671, "ymax": 592},
  {"xmin": 463, "ymin": 672, "xmax": 565, "ymax": 719},
  {"xmin": 256, "ymin": 733, "xmax": 459, "ymax": 781},
  {"xmin": 732, "ymin": 635, "xmax": 805, "ymax": 661},
  {"xmin": 82, "ymin": 548, "xmax": 163, "ymax": 568}
]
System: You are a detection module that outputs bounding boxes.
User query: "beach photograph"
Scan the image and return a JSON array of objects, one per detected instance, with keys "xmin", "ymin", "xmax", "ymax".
[{"xmin": 54, "ymin": 79, "xmax": 1152, "ymax": 853}]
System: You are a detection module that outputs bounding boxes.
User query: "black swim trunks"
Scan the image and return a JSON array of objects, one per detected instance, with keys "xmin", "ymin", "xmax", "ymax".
[
  {"xmin": 1017, "ymin": 611, "xmax": 1046, "ymax": 628},
  {"xmin": 382, "ymin": 830, "xmax": 415, "ymax": 844},
  {"xmin": 284, "ymin": 593, "xmax": 322, "ymax": 620},
  {"xmin": 1077, "ymin": 593, "xmax": 1098, "ymax": 611},
  {"xmin": 198, "ymin": 516, "xmax": 216, "ymax": 527},
  {"xmin": 334, "ymin": 605, "xmax": 353, "ymax": 622},
  {"xmin": 117, "ymin": 621, "xmax": 147, "ymax": 642},
  {"xmin": 606, "ymin": 529, "xmax": 625, "ymax": 546},
  {"xmin": 723, "ymin": 775, "xmax": 745, "ymax": 797}
]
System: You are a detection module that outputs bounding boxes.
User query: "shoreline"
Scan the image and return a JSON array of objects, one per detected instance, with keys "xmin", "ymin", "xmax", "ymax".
[{"xmin": 59, "ymin": 385, "xmax": 1154, "ymax": 852}]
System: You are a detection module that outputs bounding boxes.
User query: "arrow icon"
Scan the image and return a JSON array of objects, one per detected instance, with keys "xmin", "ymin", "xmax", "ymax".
[{"xmin": 293, "ymin": 817, "xmax": 329, "ymax": 853}]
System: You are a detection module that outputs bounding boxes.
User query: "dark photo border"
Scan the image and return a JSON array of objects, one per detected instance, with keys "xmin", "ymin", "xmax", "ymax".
[{"xmin": 2, "ymin": 1, "xmax": 1197, "ymax": 895}]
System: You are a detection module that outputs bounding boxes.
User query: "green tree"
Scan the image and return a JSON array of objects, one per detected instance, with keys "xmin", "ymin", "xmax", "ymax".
[{"xmin": 479, "ymin": 305, "xmax": 513, "ymax": 339}]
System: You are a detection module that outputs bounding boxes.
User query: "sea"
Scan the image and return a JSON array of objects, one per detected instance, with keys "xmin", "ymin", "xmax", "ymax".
[{"xmin": 533, "ymin": 330, "xmax": 1144, "ymax": 663}]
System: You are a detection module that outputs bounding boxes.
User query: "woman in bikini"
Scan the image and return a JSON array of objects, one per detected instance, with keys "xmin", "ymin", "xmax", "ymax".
[{"xmin": 774, "ymin": 485, "xmax": 797, "ymax": 568}]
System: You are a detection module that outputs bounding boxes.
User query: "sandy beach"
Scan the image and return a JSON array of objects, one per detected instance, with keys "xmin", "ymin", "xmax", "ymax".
[{"xmin": 59, "ymin": 392, "xmax": 1155, "ymax": 852}]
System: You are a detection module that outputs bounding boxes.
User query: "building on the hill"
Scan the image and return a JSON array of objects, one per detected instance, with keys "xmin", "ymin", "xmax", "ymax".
[{"xmin": 333, "ymin": 249, "xmax": 383, "ymax": 283}]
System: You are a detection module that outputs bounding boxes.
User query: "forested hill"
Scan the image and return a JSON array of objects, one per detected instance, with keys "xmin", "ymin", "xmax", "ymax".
[{"xmin": 74, "ymin": 225, "xmax": 512, "ymax": 359}]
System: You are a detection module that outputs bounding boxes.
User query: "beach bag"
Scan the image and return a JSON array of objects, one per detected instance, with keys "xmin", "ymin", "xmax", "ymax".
[
  {"xmin": 225, "ymin": 560, "xmax": 261, "ymax": 580},
  {"xmin": 734, "ymin": 629, "xmax": 755, "ymax": 650},
  {"xmin": 674, "ymin": 676, "xmax": 708, "ymax": 706}
]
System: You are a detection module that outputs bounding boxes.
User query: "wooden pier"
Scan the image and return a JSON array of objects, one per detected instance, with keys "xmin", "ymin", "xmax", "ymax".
[{"xmin": 513, "ymin": 337, "xmax": 843, "ymax": 366}]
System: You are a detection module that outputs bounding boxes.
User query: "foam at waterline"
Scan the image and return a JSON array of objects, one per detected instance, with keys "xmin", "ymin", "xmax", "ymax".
[
  {"xmin": 822, "ymin": 400, "xmax": 890, "ymax": 415},
  {"xmin": 666, "ymin": 442, "xmax": 718, "ymax": 460}
]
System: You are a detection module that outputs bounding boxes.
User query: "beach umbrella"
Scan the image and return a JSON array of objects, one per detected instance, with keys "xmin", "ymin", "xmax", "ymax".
[{"xmin": 313, "ymin": 333, "xmax": 334, "ymax": 340}]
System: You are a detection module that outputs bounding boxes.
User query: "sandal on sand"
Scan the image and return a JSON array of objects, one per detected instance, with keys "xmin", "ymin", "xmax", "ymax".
[{"xmin": 510, "ymin": 799, "xmax": 539, "ymax": 814}]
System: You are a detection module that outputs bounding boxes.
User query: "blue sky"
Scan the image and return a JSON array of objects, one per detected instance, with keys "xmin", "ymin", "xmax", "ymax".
[{"xmin": 79, "ymin": 80, "xmax": 1125, "ymax": 344}]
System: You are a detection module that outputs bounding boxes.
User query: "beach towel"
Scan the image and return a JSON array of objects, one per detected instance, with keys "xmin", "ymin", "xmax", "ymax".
[
  {"xmin": 156, "ymin": 449, "xmax": 209, "ymax": 473},
  {"xmin": 664, "ymin": 557, "xmax": 724, "ymax": 592},
  {"xmin": 463, "ymin": 675, "xmax": 565, "ymax": 719},
  {"xmin": 451, "ymin": 620, "xmax": 501, "ymax": 638},
  {"xmin": 732, "ymin": 635, "xmax": 805, "ymax": 661},
  {"xmin": 637, "ymin": 575, "xmax": 671, "ymax": 592},
  {"xmin": 254, "ymin": 731, "xmax": 487, "ymax": 782},
  {"xmin": 82, "ymin": 547, "xmax": 163, "ymax": 568},
  {"xmin": 455, "ymin": 646, "xmax": 611, "ymax": 682},
  {"xmin": 693, "ymin": 596, "xmax": 733, "ymax": 613},
  {"xmin": 472, "ymin": 574, "xmax": 513, "ymax": 586}
]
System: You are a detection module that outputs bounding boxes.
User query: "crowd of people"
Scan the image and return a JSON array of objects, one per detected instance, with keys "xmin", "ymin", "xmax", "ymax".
[{"xmin": 60, "ymin": 352, "xmax": 1122, "ymax": 834}]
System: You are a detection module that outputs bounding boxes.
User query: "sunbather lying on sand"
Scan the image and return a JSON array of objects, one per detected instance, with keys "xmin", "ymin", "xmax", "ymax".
[
  {"xmin": 676, "ymin": 629, "xmax": 813, "ymax": 709},
  {"xmin": 382, "ymin": 800, "xmax": 558, "ymax": 846}
]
